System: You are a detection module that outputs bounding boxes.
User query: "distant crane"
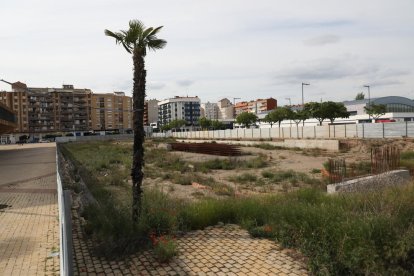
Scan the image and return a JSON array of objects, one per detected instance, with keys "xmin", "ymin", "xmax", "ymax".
[{"xmin": 0, "ymin": 79, "xmax": 13, "ymax": 86}]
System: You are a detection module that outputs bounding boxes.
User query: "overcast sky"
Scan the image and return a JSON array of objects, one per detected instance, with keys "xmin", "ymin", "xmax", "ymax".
[{"xmin": 1, "ymin": 0, "xmax": 413, "ymax": 105}]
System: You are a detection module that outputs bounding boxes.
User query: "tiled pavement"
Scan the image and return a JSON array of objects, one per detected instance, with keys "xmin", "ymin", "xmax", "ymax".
[
  {"xmin": 0, "ymin": 144, "xmax": 60, "ymax": 275},
  {"xmin": 73, "ymin": 210, "xmax": 309, "ymax": 276}
]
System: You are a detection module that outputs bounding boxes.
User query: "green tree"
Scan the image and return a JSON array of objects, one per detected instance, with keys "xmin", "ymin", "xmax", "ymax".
[
  {"xmin": 236, "ymin": 112, "xmax": 258, "ymax": 128},
  {"xmin": 198, "ymin": 117, "xmax": 211, "ymax": 130},
  {"xmin": 324, "ymin": 102, "xmax": 350, "ymax": 124},
  {"xmin": 211, "ymin": 120, "xmax": 225, "ymax": 130},
  {"xmin": 364, "ymin": 103, "xmax": 387, "ymax": 120},
  {"xmin": 105, "ymin": 20, "xmax": 167, "ymax": 221},
  {"xmin": 169, "ymin": 119, "xmax": 186, "ymax": 131},
  {"xmin": 291, "ymin": 109, "xmax": 309, "ymax": 127},
  {"xmin": 304, "ymin": 102, "xmax": 325, "ymax": 126},
  {"xmin": 355, "ymin": 92, "xmax": 365, "ymax": 100},
  {"xmin": 304, "ymin": 102, "xmax": 350, "ymax": 125},
  {"xmin": 264, "ymin": 107, "xmax": 292, "ymax": 128}
]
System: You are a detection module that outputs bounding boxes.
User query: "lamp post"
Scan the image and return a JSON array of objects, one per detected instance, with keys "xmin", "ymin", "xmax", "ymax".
[
  {"xmin": 363, "ymin": 85, "xmax": 371, "ymax": 121},
  {"xmin": 285, "ymin": 97, "xmax": 291, "ymax": 106},
  {"xmin": 286, "ymin": 98, "xmax": 292, "ymax": 127},
  {"xmin": 301, "ymin": 82, "xmax": 310, "ymax": 106}
]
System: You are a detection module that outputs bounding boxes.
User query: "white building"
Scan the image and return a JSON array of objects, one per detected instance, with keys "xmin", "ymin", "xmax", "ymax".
[
  {"xmin": 217, "ymin": 98, "xmax": 234, "ymax": 120},
  {"xmin": 158, "ymin": 96, "xmax": 201, "ymax": 128},
  {"xmin": 200, "ymin": 102, "xmax": 219, "ymax": 120}
]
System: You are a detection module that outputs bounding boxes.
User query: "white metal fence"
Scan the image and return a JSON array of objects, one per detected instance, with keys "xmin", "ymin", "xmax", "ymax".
[
  {"xmin": 56, "ymin": 150, "xmax": 73, "ymax": 276},
  {"xmin": 152, "ymin": 122, "xmax": 414, "ymax": 140}
]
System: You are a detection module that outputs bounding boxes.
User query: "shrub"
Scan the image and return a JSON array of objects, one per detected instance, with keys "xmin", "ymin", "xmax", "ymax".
[
  {"xmin": 152, "ymin": 235, "xmax": 178, "ymax": 263},
  {"xmin": 229, "ymin": 173, "xmax": 257, "ymax": 183}
]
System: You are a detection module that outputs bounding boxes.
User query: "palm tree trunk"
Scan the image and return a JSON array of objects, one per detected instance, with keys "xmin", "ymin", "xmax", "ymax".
[{"xmin": 131, "ymin": 51, "xmax": 146, "ymax": 222}]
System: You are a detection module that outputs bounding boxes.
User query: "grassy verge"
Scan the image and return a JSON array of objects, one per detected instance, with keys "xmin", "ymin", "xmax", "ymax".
[
  {"xmin": 179, "ymin": 187, "xmax": 414, "ymax": 275},
  {"xmin": 61, "ymin": 141, "xmax": 414, "ymax": 274}
]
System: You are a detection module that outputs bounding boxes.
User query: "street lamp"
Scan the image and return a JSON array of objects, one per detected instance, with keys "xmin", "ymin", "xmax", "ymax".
[
  {"xmin": 363, "ymin": 85, "xmax": 371, "ymax": 121},
  {"xmin": 285, "ymin": 97, "xmax": 291, "ymax": 106},
  {"xmin": 285, "ymin": 98, "xmax": 292, "ymax": 127},
  {"xmin": 301, "ymin": 82, "xmax": 310, "ymax": 106}
]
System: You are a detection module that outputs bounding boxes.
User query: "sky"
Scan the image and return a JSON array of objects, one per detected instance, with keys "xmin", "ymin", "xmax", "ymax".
[{"xmin": 1, "ymin": 0, "xmax": 413, "ymax": 105}]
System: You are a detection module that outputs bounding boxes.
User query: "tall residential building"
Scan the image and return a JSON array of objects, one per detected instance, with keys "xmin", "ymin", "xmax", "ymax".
[
  {"xmin": 0, "ymin": 81, "xmax": 133, "ymax": 134},
  {"xmin": 144, "ymin": 99, "xmax": 159, "ymax": 126},
  {"xmin": 1, "ymin": 83, "xmax": 92, "ymax": 133},
  {"xmin": 235, "ymin": 98, "xmax": 277, "ymax": 115},
  {"xmin": 91, "ymin": 92, "xmax": 132, "ymax": 131},
  {"xmin": 217, "ymin": 98, "xmax": 234, "ymax": 120},
  {"xmin": 158, "ymin": 96, "xmax": 201, "ymax": 127},
  {"xmin": 0, "ymin": 90, "xmax": 29, "ymax": 133},
  {"xmin": 200, "ymin": 102, "xmax": 219, "ymax": 120},
  {"xmin": 0, "ymin": 101, "xmax": 17, "ymax": 135}
]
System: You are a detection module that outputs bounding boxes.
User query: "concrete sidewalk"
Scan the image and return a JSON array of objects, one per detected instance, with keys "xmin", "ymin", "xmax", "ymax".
[{"xmin": 0, "ymin": 143, "xmax": 60, "ymax": 275}]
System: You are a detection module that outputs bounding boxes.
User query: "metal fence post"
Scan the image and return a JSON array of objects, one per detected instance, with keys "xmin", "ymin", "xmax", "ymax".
[
  {"xmin": 362, "ymin": 123, "xmax": 365, "ymax": 138},
  {"xmin": 406, "ymin": 121, "xmax": 408, "ymax": 137},
  {"xmin": 344, "ymin": 124, "xmax": 347, "ymax": 138},
  {"xmin": 383, "ymin": 123, "xmax": 385, "ymax": 138},
  {"xmin": 314, "ymin": 126, "xmax": 316, "ymax": 138}
]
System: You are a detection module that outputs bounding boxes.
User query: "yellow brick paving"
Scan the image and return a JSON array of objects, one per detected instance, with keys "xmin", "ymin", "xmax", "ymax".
[
  {"xmin": 73, "ymin": 217, "xmax": 309, "ymax": 275},
  {"xmin": 0, "ymin": 144, "xmax": 60, "ymax": 276}
]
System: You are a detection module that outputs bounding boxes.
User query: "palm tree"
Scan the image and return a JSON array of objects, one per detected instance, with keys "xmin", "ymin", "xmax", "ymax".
[{"xmin": 105, "ymin": 20, "xmax": 166, "ymax": 221}]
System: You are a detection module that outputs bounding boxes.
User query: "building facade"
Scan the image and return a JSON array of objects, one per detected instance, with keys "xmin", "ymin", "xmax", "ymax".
[
  {"xmin": 158, "ymin": 96, "xmax": 201, "ymax": 127},
  {"xmin": 91, "ymin": 92, "xmax": 132, "ymax": 132},
  {"xmin": 144, "ymin": 99, "xmax": 159, "ymax": 126},
  {"xmin": 217, "ymin": 98, "xmax": 234, "ymax": 120},
  {"xmin": 0, "ymin": 81, "xmax": 133, "ymax": 135},
  {"xmin": 234, "ymin": 98, "xmax": 277, "ymax": 115},
  {"xmin": 0, "ymin": 101, "xmax": 17, "ymax": 135},
  {"xmin": 200, "ymin": 102, "xmax": 219, "ymax": 120}
]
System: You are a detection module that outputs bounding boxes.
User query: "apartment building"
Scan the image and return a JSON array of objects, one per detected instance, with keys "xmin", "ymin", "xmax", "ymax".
[
  {"xmin": 200, "ymin": 98, "xmax": 235, "ymax": 121},
  {"xmin": 235, "ymin": 98, "xmax": 277, "ymax": 115},
  {"xmin": 0, "ymin": 81, "xmax": 133, "ymax": 134},
  {"xmin": 0, "ymin": 90, "xmax": 29, "ymax": 133},
  {"xmin": 158, "ymin": 96, "xmax": 201, "ymax": 127},
  {"xmin": 217, "ymin": 98, "xmax": 234, "ymax": 120},
  {"xmin": 200, "ymin": 102, "xmax": 219, "ymax": 120},
  {"xmin": 0, "ymin": 83, "xmax": 92, "ymax": 133},
  {"xmin": 0, "ymin": 101, "xmax": 17, "ymax": 135},
  {"xmin": 91, "ymin": 92, "xmax": 132, "ymax": 132},
  {"xmin": 144, "ymin": 99, "xmax": 159, "ymax": 126}
]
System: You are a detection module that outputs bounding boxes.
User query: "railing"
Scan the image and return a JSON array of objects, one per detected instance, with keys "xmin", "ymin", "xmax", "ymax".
[
  {"xmin": 56, "ymin": 149, "xmax": 74, "ymax": 276},
  {"xmin": 0, "ymin": 105, "xmax": 17, "ymax": 123}
]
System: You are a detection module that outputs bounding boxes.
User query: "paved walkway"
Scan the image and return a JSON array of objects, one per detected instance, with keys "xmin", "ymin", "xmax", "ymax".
[
  {"xmin": 0, "ymin": 143, "xmax": 60, "ymax": 275},
  {"xmin": 72, "ymin": 208, "xmax": 308, "ymax": 275}
]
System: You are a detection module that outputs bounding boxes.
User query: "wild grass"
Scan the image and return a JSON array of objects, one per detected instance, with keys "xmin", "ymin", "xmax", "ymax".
[
  {"xmin": 62, "ymin": 141, "xmax": 414, "ymax": 274},
  {"xmin": 178, "ymin": 186, "xmax": 414, "ymax": 275}
]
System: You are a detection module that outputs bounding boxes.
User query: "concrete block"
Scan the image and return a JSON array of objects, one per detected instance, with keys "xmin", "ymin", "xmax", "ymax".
[{"xmin": 327, "ymin": 170, "xmax": 411, "ymax": 194}]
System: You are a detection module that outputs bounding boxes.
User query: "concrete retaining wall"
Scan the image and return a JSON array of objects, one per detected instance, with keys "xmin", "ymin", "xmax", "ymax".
[
  {"xmin": 176, "ymin": 139, "xmax": 339, "ymax": 151},
  {"xmin": 56, "ymin": 134, "xmax": 133, "ymax": 143},
  {"xmin": 153, "ymin": 122, "xmax": 414, "ymax": 140},
  {"xmin": 327, "ymin": 170, "xmax": 411, "ymax": 194}
]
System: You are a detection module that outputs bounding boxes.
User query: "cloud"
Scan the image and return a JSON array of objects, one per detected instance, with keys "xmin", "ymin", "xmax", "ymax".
[
  {"xmin": 176, "ymin": 80, "xmax": 194, "ymax": 87},
  {"xmin": 370, "ymin": 79, "xmax": 403, "ymax": 87},
  {"xmin": 148, "ymin": 82, "xmax": 166, "ymax": 90},
  {"xmin": 276, "ymin": 57, "xmax": 379, "ymax": 83},
  {"xmin": 304, "ymin": 35, "xmax": 341, "ymax": 46}
]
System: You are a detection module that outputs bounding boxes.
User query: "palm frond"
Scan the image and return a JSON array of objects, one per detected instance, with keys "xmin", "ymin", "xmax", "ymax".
[
  {"xmin": 142, "ymin": 27, "xmax": 154, "ymax": 40},
  {"xmin": 147, "ymin": 39, "xmax": 167, "ymax": 51},
  {"xmin": 104, "ymin": 29, "xmax": 124, "ymax": 42},
  {"xmin": 129, "ymin": 20, "xmax": 145, "ymax": 34}
]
